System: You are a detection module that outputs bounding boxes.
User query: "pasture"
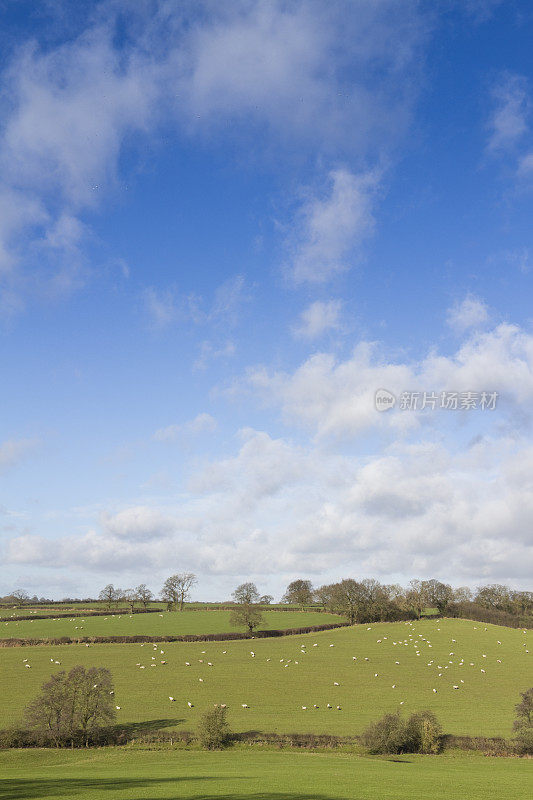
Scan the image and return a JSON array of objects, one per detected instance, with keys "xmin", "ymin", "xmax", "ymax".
[
  {"xmin": 0, "ymin": 609, "xmax": 344, "ymax": 639},
  {"xmin": 1, "ymin": 619, "xmax": 529, "ymax": 737},
  {"xmin": 0, "ymin": 748, "xmax": 531, "ymax": 800}
]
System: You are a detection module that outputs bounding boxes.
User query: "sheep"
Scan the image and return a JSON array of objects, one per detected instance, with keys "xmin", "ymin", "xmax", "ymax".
[
  {"xmin": 169, "ymin": 696, "xmax": 175, "ymax": 702},
  {"xmin": 187, "ymin": 702, "xmax": 193, "ymax": 708}
]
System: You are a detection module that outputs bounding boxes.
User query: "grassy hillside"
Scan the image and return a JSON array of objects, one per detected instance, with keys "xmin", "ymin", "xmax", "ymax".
[
  {"xmin": 0, "ymin": 609, "xmax": 343, "ymax": 639},
  {"xmin": 0, "ymin": 748, "xmax": 531, "ymax": 800},
  {"xmin": 1, "ymin": 619, "xmax": 529, "ymax": 737}
]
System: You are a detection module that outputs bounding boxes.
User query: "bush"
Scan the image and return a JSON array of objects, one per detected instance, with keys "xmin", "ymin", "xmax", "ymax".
[
  {"xmin": 404, "ymin": 710, "xmax": 442, "ymax": 754},
  {"xmin": 361, "ymin": 712, "xmax": 407, "ymax": 754},
  {"xmin": 197, "ymin": 705, "xmax": 231, "ymax": 750},
  {"xmin": 361, "ymin": 709, "xmax": 442, "ymax": 754},
  {"xmin": 513, "ymin": 687, "xmax": 533, "ymax": 754}
]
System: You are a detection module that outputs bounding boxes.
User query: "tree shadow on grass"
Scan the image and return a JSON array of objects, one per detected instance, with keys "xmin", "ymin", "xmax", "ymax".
[
  {"xmin": 109, "ymin": 717, "xmax": 185, "ymax": 735},
  {"xmin": 0, "ymin": 788, "xmax": 353, "ymax": 800},
  {"xmin": 0, "ymin": 777, "xmax": 216, "ymax": 799}
]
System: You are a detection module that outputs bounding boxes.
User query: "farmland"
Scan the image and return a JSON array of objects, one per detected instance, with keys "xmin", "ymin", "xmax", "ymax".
[
  {"xmin": 0, "ymin": 609, "xmax": 344, "ymax": 639},
  {"xmin": 1, "ymin": 618, "xmax": 529, "ymax": 738},
  {"xmin": 0, "ymin": 747, "xmax": 531, "ymax": 800}
]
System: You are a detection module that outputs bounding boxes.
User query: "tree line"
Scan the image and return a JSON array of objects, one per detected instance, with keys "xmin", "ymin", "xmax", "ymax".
[{"xmin": 3, "ymin": 577, "xmax": 532, "ymax": 623}]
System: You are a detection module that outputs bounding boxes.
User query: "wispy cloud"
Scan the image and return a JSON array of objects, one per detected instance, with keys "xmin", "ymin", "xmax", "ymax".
[
  {"xmin": 0, "ymin": 438, "xmax": 39, "ymax": 473},
  {"xmin": 153, "ymin": 413, "xmax": 217, "ymax": 443},
  {"xmin": 293, "ymin": 299, "xmax": 343, "ymax": 340},
  {"xmin": 487, "ymin": 73, "xmax": 529, "ymax": 153},
  {"xmin": 287, "ymin": 168, "xmax": 380, "ymax": 283}
]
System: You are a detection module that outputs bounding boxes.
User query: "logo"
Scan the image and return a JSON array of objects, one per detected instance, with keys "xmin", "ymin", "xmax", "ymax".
[{"xmin": 375, "ymin": 388, "xmax": 396, "ymax": 412}]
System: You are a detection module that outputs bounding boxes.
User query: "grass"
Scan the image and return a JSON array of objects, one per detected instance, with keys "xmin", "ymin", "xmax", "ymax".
[
  {"xmin": 0, "ymin": 610, "xmax": 343, "ymax": 639},
  {"xmin": 1, "ymin": 619, "xmax": 530, "ymax": 737},
  {"xmin": 0, "ymin": 748, "xmax": 531, "ymax": 800}
]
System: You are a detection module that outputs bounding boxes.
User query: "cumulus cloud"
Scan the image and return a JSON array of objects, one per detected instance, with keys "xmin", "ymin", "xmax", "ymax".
[
  {"xmin": 154, "ymin": 413, "xmax": 217, "ymax": 442},
  {"xmin": 446, "ymin": 295, "xmax": 489, "ymax": 332},
  {"xmin": 5, "ymin": 429, "xmax": 533, "ymax": 586},
  {"xmin": 287, "ymin": 168, "xmax": 379, "ymax": 283},
  {"xmin": 243, "ymin": 321, "xmax": 533, "ymax": 439},
  {"xmin": 293, "ymin": 299, "xmax": 343, "ymax": 339},
  {"xmin": 101, "ymin": 506, "xmax": 177, "ymax": 541}
]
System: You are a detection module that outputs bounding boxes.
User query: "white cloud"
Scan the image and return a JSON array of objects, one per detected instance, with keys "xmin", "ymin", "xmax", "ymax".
[
  {"xmin": 154, "ymin": 413, "xmax": 217, "ymax": 443},
  {"xmin": 178, "ymin": 1, "xmax": 424, "ymax": 151},
  {"xmin": 288, "ymin": 169, "xmax": 379, "ymax": 283},
  {"xmin": 446, "ymin": 295, "xmax": 489, "ymax": 332},
  {"xmin": 5, "ymin": 429, "xmax": 533, "ymax": 586},
  {"xmin": 0, "ymin": 1, "xmax": 426, "ymax": 312},
  {"xmin": 293, "ymin": 300, "xmax": 343, "ymax": 340},
  {"xmin": 487, "ymin": 73, "xmax": 529, "ymax": 153},
  {"xmin": 243, "ymin": 321, "xmax": 533, "ymax": 440},
  {"xmin": 194, "ymin": 340, "xmax": 236, "ymax": 371},
  {"xmin": 101, "ymin": 506, "xmax": 177, "ymax": 541},
  {"xmin": 0, "ymin": 438, "xmax": 39, "ymax": 474}
]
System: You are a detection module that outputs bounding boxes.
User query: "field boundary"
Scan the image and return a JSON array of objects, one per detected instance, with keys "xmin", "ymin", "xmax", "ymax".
[{"xmin": 0, "ymin": 621, "xmax": 350, "ymax": 647}]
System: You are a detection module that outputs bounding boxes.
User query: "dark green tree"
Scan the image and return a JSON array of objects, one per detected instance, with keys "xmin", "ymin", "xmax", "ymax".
[{"xmin": 197, "ymin": 704, "xmax": 231, "ymax": 749}]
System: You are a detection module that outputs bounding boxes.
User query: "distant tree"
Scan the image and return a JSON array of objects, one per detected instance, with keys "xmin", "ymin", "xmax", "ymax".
[
  {"xmin": 229, "ymin": 603, "xmax": 264, "ymax": 633},
  {"xmin": 135, "ymin": 584, "xmax": 153, "ymax": 609},
  {"xmin": 282, "ymin": 579, "xmax": 313, "ymax": 608},
  {"xmin": 512, "ymin": 591, "xmax": 533, "ymax": 617},
  {"xmin": 259, "ymin": 594, "xmax": 274, "ymax": 605},
  {"xmin": 11, "ymin": 589, "xmax": 29, "ymax": 607},
  {"xmin": 25, "ymin": 665, "xmax": 115, "ymax": 746},
  {"xmin": 161, "ymin": 573, "xmax": 197, "ymax": 611},
  {"xmin": 232, "ymin": 582, "xmax": 260, "ymax": 605},
  {"xmin": 422, "ymin": 579, "xmax": 454, "ymax": 614},
  {"xmin": 475, "ymin": 584, "xmax": 512, "ymax": 612},
  {"xmin": 197, "ymin": 704, "xmax": 231, "ymax": 749},
  {"xmin": 453, "ymin": 586, "xmax": 473, "ymax": 604},
  {"xmin": 404, "ymin": 580, "xmax": 424, "ymax": 618},
  {"xmin": 513, "ymin": 687, "xmax": 533, "ymax": 754},
  {"xmin": 317, "ymin": 579, "xmax": 361, "ymax": 624},
  {"xmin": 123, "ymin": 589, "xmax": 137, "ymax": 613},
  {"xmin": 98, "ymin": 584, "xmax": 118, "ymax": 610}
]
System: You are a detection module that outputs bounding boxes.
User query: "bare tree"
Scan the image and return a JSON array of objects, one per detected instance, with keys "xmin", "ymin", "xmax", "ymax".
[
  {"xmin": 123, "ymin": 589, "xmax": 137, "ymax": 613},
  {"xmin": 11, "ymin": 589, "xmax": 29, "ymax": 607},
  {"xmin": 282, "ymin": 579, "xmax": 313, "ymax": 608},
  {"xmin": 232, "ymin": 582, "xmax": 260, "ymax": 605},
  {"xmin": 98, "ymin": 584, "xmax": 119, "ymax": 610},
  {"xmin": 229, "ymin": 603, "xmax": 264, "ymax": 633},
  {"xmin": 423, "ymin": 579, "xmax": 454, "ymax": 614},
  {"xmin": 161, "ymin": 573, "xmax": 197, "ymax": 611},
  {"xmin": 135, "ymin": 584, "xmax": 153, "ymax": 609},
  {"xmin": 259, "ymin": 594, "xmax": 274, "ymax": 605},
  {"xmin": 25, "ymin": 665, "xmax": 116, "ymax": 746}
]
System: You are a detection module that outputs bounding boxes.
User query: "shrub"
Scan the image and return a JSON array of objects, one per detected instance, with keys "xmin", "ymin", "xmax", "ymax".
[
  {"xmin": 404, "ymin": 709, "xmax": 442, "ymax": 754},
  {"xmin": 513, "ymin": 687, "xmax": 533, "ymax": 754},
  {"xmin": 197, "ymin": 704, "xmax": 231, "ymax": 750},
  {"xmin": 361, "ymin": 709, "xmax": 442, "ymax": 754},
  {"xmin": 361, "ymin": 712, "xmax": 407, "ymax": 754}
]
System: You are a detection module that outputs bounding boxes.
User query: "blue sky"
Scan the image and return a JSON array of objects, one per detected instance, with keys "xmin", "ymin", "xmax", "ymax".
[{"xmin": 1, "ymin": 0, "xmax": 533, "ymax": 601}]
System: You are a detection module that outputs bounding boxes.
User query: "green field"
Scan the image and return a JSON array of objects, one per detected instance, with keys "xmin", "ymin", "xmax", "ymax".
[
  {"xmin": 0, "ymin": 610, "xmax": 343, "ymax": 639},
  {"xmin": 0, "ymin": 748, "xmax": 531, "ymax": 800},
  {"xmin": 1, "ymin": 619, "xmax": 529, "ymax": 737}
]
